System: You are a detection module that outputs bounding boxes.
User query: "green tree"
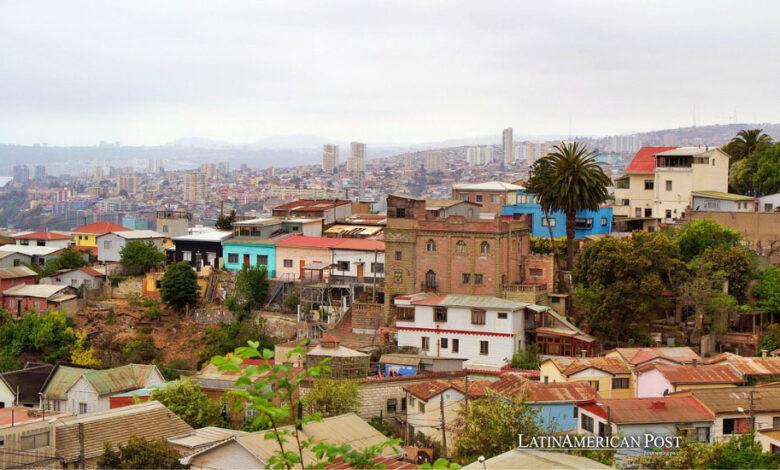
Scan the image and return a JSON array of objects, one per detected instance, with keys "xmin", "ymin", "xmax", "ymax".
[
  {"xmin": 200, "ymin": 317, "xmax": 273, "ymax": 360},
  {"xmin": 121, "ymin": 333, "xmax": 161, "ymax": 363},
  {"xmin": 304, "ymin": 379, "xmax": 360, "ymax": 417},
  {"xmin": 215, "ymin": 209, "xmax": 237, "ymax": 231},
  {"xmin": 453, "ymin": 392, "xmax": 547, "ymax": 464},
  {"xmin": 528, "ymin": 237, "xmax": 567, "ymax": 257},
  {"xmin": 160, "ymin": 261, "xmax": 201, "ymax": 309},
  {"xmin": 674, "ymin": 219, "xmax": 741, "ymax": 262},
  {"xmin": 0, "ymin": 309, "xmax": 76, "ymax": 370},
  {"xmin": 149, "ymin": 379, "xmax": 225, "ymax": 428},
  {"xmin": 710, "ymin": 432, "xmax": 780, "ymax": 469},
  {"xmin": 40, "ymin": 248, "xmax": 88, "ymax": 278},
  {"xmin": 677, "ymin": 259, "xmax": 738, "ymax": 334},
  {"xmin": 528, "ymin": 142, "xmax": 611, "ymax": 270},
  {"xmin": 755, "ymin": 265, "xmax": 780, "ymax": 313},
  {"xmin": 119, "ymin": 240, "xmax": 165, "ymax": 272},
  {"xmin": 211, "ymin": 342, "xmax": 400, "ymax": 469},
  {"xmin": 758, "ymin": 324, "xmax": 780, "ymax": 356},
  {"xmin": 723, "ymin": 128, "xmax": 773, "ymax": 162},
  {"xmin": 750, "ymin": 142, "xmax": 780, "ymax": 195},
  {"xmin": 98, "ymin": 436, "xmax": 186, "ymax": 469},
  {"xmin": 235, "ymin": 265, "xmax": 269, "ymax": 309},
  {"xmin": 509, "ymin": 345, "xmax": 541, "ymax": 370},
  {"xmin": 70, "ymin": 329, "xmax": 101, "ymax": 367},
  {"xmin": 700, "ymin": 245, "xmax": 754, "ymax": 302},
  {"xmin": 525, "ymin": 159, "xmax": 565, "ymax": 286},
  {"xmin": 572, "ymin": 232, "xmax": 686, "ymax": 343}
]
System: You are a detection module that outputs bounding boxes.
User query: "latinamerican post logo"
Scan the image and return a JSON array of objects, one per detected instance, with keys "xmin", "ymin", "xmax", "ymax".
[{"xmin": 518, "ymin": 434, "xmax": 682, "ymax": 452}]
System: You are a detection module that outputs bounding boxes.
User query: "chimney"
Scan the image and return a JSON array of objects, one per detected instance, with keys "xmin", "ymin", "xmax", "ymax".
[
  {"xmin": 692, "ymin": 359, "xmax": 697, "ymax": 367},
  {"xmin": 762, "ymin": 349, "xmax": 768, "ymax": 359},
  {"xmin": 651, "ymin": 401, "xmax": 666, "ymax": 410}
]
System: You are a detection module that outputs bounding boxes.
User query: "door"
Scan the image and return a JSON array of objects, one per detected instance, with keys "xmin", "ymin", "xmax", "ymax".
[
  {"xmin": 243, "ymin": 254, "xmax": 250, "ymax": 267},
  {"xmin": 300, "ymin": 260, "xmax": 306, "ymax": 279},
  {"xmin": 357, "ymin": 263, "xmax": 364, "ymax": 283},
  {"xmin": 17, "ymin": 300, "xmax": 22, "ymax": 315}
]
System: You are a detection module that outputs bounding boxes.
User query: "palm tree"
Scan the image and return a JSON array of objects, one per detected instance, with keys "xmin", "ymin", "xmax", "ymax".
[
  {"xmin": 525, "ymin": 158, "xmax": 563, "ymax": 289},
  {"xmin": 725, "ymin": 129, "xmax": 772, "ymax": 161},
  {"xmin": 532, "ymin": 142, "xmax": 611, "ymax": 271}
]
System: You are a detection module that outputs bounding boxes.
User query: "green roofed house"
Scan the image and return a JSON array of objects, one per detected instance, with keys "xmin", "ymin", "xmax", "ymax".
[
  {"xmin": 692, "ymin": 191, "xmax": 756, "ymax": 212},
  {"xmin": 41, "ymin": 364, "xmax": 164, "ymax": 415}
]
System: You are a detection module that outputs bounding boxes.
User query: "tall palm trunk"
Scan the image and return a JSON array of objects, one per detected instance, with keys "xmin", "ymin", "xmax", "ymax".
[
  {"xmin": 565, "ymin": 209, "xmax": 576, "ymax": 271},
  {"xmin": 542, "ymin": 208, "xmax": 563, "ymax": 292}
]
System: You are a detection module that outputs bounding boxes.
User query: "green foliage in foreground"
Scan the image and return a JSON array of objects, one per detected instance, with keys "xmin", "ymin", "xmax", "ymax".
[{"xmin": 0, "ymin": 309, "xmax": 75, "ymax": 372}]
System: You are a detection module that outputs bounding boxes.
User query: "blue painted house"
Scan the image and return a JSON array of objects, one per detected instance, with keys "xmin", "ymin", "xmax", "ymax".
[
  {"xmin": 501, "ymin": 189, "xmax": 612, "ymax": 239},
  {"xmin": 490, "ymin": 375, "xmax": 598, "ymax": 432},
  {"xmin": 221, "ymin": 216, "xmax": 323, "ymax": 276}
]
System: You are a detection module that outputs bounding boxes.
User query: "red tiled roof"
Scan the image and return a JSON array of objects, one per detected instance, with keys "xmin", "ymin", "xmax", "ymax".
[
  {"xmin": 640, "ymin": 363, "xmax": 744, "ymax": 384},
  {"xmin": 274, "ymin": 235, "xmax": 384, "ymax": 251},
  {"xmin": 320, "ymin": 334, "xmax": 340, "ymax": 343},
  {"xmin": 624, "ymin": 147, "xmax": 677, "ymax": 174},
  {"xmin": 579, "ymin": 397, "xmax": 714, "ymax": 424},
  {"xmin": 72, "ymin": 222, "xmax": 131, "ymax": 234},
  {"xmin": 13, "ymin": 231, "xmax": 72, "ymax": 240},
  {"xmin": 77, "ymin": 267, "xmax": 106, "ymax": 277},
  {"xmin": 325, "ymin": 456, "xmax": 417, "ymax": 469},
  {"xmin": 490, "ymin": 375, "xmax": 598, "ymax": 402}
]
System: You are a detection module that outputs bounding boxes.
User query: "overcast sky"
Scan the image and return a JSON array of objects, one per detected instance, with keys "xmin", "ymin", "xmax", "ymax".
[{"xmin": 0, "ymin": 1, "xmax": 778, "ymax": 146}]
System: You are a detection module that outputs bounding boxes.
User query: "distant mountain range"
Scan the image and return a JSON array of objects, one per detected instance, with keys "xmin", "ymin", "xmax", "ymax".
[{"xmin": 1, "ymin": 123, "xmax": 777, "ymax": 175}]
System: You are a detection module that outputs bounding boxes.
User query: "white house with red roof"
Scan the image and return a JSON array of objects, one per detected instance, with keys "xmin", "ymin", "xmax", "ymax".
[
  {"xmin": 274, "ymin": 235, "xmax": 384, "ymax": 281},
  {"xmin": 39, "ymin": 266, "xmax": 107, "ymax": 290},
  {"xmin": 394, "ymin": 293, "xmax": 540, "ymax": 370},
  {"xmin": 613, "ymin": 146, "xmax": 731, "ymax": 223},
  {"xmin": 12, "ymin": 231, "xmax": 72, "ymax": 249}
]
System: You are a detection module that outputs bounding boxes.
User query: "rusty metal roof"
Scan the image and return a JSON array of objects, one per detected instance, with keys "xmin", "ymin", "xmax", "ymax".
[
  {"xmin": 80, "ymin": 364, "xmax": 160, "ymax": 396},
  {"xmin": 610, "ymin": 346, "xmax": 703, "ymax": 365},
  {"xmin": 713, "ymin": 354, "xmax": 780, "ymax": 377},
  {"xmin": 490, "ymin": 375, "xmax": 598, "ymax": 403},
  {"xmin": 580, "ymin": 397, "xmax": 714, "ymax": 424},
  {"xmin": 42, "ymin": 365, "xmax": 90, "ymax": 400},
  {"xmin": 403, "ymin": 378, "xmax": 490, "ymax": 401},
  {"xmin": 688, "ymin": 387, "xmax": 780, "ymax": 414},
  {"xmin": 546, "ymin": 357, "xmax": 629, "ymax": 376},
  {"xmin": 0, "ymin": 266, "xmax": 37, "ymax": 279},
  {"xmin": 640, "ymin": 363, "xmax": 744, "ymax": 385}
]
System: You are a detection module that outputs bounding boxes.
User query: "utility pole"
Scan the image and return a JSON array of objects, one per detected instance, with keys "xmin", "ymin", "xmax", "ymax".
[
  {"xmin": 372, "ymin": 249, "xmax": 378, "ymax": 304},
  {"xmin": 440, "ymin": 394, "xmax": 448, "ymax": 459},
  {"xmin": 404, "ymin": 390, "xmax": 409, "ymax": 446},
  {"xmin": 750, "ymin": 391, "xmax": 756, "ymax": 432},
  {"xmin": 78, "ymin": 423, "xmax": 85, "ymax": 469},
  {"xmin": 464, "ymin": 376, "xmax": 470, "ymax": 410}
]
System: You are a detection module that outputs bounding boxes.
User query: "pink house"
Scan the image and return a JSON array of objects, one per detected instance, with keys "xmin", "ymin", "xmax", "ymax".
[{"xmin": 635, "ymin": 363, "xmax": 744, "ymax": 398}]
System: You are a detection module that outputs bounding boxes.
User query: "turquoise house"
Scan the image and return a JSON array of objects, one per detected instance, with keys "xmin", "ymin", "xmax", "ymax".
[{"xmin": 221, "ymin": 238, "xmax": 277, "ymax": 276}]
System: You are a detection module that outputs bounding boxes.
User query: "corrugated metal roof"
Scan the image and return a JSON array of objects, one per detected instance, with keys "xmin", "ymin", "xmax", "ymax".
[
  {"xmin": 13, "ymin": 231, "xmax": 72, "ymax": 240},
  {"xmin": 2, "ymin": 284, "xmax": 72, "ymax": 299},
  {"xmin": 167, "ymin": 426, "xmax": 247, "ymax": 450},
  {"xmin": 0, "ymin": 244, "xmax": 63, "ymax": 256},
  {"xmin": 580, "ymin": 397, "xmax": 713, "ymax": 424},
  {"xmin": 80, "ymin": 364, "xmax": 160, "ymax": 396},
  {"xmin": 461, "ymin": 449, "xmax": 611, "ymax": 469},
  {"xmin": 490, "ymin": 375, "xmax": 598, "ymax": 403},
  {"xmin": 642, "ymin": 363, "xmax": 744, "ymax": 384},
  {"xmin": 688, "ymin": 387, "xmax": 780, "ymax": 414},
  {"xmin": 692, "ymin": 191, "xmax": 755, "ymax": 201},
  {"xmin": 54, "ymin": 401, "xmax": 193, "ymax": 462},
  {"xmin": 547, "ymin": 357, "xmax": 629, "ymax": 376},
  {"xmin": 411, "ymin": 294, "xmax": 532, "ymax": 310},
  {"xmin": 111, "ymin": 230, "xmax": 165, "ymax": 239},
  {"xmin": 716, "ymin": 354, "xmax": 780, "ymax": 377},
  {"xmin": 71, "ymin": 222, "xmax": 130, "ymax": 234},
  {"xmin": 0, "ymin": 266, "xmax": 37, "ymax": 279},
  {"xmin": 42, "ymin": 366, "xmax": 90, "ymax": 400}
]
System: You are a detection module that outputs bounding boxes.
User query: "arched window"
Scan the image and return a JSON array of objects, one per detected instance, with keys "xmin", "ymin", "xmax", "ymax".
[
  {"xmin": 425, "ymin": 239, "xmax": 436, "ymax": 252},
  {"xmin": 480, "ymin": 241, "xmax": 490, "ymax": 255},
  {"xmin": 425, "ymin": 270, "xmax": 437, "ymax": 291},
  {"xmin": 455, "ymin": 240, "xmax": 467, "ymax": 254}
]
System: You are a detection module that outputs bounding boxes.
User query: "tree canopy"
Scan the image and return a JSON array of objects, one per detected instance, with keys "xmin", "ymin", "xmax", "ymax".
[
  {"xmin": 303, "ymin": 379, "xmax": 360, "ymax": 418},
  {"xmin": 729, "ymin": 140, "xmax": 780, "ymax": 195},
  {"xmin": 754, "ymin": 265, "xmax": 780, "ymax": 313},
  {"xmin": 674, "ymin": 219, "xmax": 742, "ymax": 262},
  {"xmin": 722, "ymin": 128, "xmax": 773, "ymax": 162},
  {"xmin": 119, "ymin": 240, "xmax": 165, "ymax": 272},
  {"xmin": 572, "ymin": 231, "xmax": 685, "ymax": 343},
  {"xmin": 98, "ymin": 436, "xmax": 186, "ymax": 469},
  {"xmin": 160, "ymin": 261, "xmax": 201, "ymax": 309},
  {"xmin": 215, "ymin": 209, "xmax": 237, "ymax": 231},
  {"xmin": 70, "ymin": 329, "xmax": 101, "ymax": 367},
  {"xmin": 235, "ymin": 264, "xmax": 269, "ymax": 308},
  {"xmin": 149, "ymin": 379, "xmax": 225, "ymax": 429},
  {"xmin": 40, "ymin": 248, "xmax": 89, "ymax": 278},
  {"xmin": 0, "ymin": 309, "xmax": 75, "ymax": 372},
  {"xmin": 527, "ymin": 142, "xmax": 611, "ymax": 270}
]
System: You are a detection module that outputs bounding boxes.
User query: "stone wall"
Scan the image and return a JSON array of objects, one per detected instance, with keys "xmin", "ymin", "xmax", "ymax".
[{"xmin": 110, "ymin": 278, "xmax": 143, "ymax": 299}]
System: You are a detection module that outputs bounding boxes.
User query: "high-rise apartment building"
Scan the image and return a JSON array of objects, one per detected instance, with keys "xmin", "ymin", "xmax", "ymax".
[
  {"xmin": 346, "ymin": 142, "xmax": 366, "ymax": 173},
  {"xmin": 466, "ymin": 146, "xmax": 494, "ymax": 165},
  {"xmin": 146, "ymin": 159, "xmax": 163, "ymax": 173},
  {"xmin": 183, "ymin": 172, "xmax": 207, "ymax": 202},
  {"xmin": 93, "ymin": 167, "xmax": 104, "ymax": 180},
  {"xmin": 33, "ymin": 165, "xmax": 46, "ymax": 181},
  {"xmin": 118, "ymin": 175, "xmax": 139, "ymax": 194},
  {"xmin": 322, "ymin": 144, "xmax": 339, "ymax": 173},
  {"xmin": 524, "ymin": 142, "xmax": 550, "ymax": 166},
  {"xmin": 218, "ymin": 161, "xmax": 230, "ymax": 175},
  {"xmin": 13, "ymin": 165, "xmax": 30, "ymax": 183},
  {"xmin": 423, "ymin": 151, "xmax": 445, "ymax": 172},
  {"xmin": 611, "ymin": 135, "xmax": 641, "ymax": 154},
  {"xmin": 502, "ymin": 128, "xmax": 513, "ymax": 166},
  {"xmin": 200, "ymin": 163, "xmax": 217, "ymax": 180}
]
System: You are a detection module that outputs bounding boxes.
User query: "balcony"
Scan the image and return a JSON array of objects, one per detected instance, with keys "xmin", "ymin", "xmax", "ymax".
[{"xmin": 502, "ymin": 283, "xmax": 548, "ymax": 304}]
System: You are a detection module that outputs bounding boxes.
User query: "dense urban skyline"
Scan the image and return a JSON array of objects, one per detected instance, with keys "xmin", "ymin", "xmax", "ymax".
[{"xmin": 1, "ymin": 1, "xmax": 779, "ymax": 146}]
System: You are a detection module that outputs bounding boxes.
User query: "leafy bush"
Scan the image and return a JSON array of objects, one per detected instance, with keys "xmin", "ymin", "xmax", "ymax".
[
  {"xmin": 368, "ymin": 416, "xmax": 396, "ymax": 438},
  {"xmin": 105, "ymin": 308, "xmax": 115, "ymax": 324},
  {"xmin": 108, "ymin": 274, "xmax": 129, "ymax": 287},
  {"xmin": 98, "ymin": 436, "xmax": 186, "ymax": 469},
  {"xmin": 40, "ymin": 248, "xmax": 89, "ymax": 278},
  {"xmin": 140, "ymin": 297, "xmax": 159, "ymax": 308},
  {"xmin": 284, "ymin": 295, "xmax": 300, "ymax": 311},
  {"xmin": 303, "ymin": 379, "xmax": 360, "ymax": 417},
  {"xmin": 149, "ymin": 379, "xmax": 225, "ymax": 428},
  {"xmin": 142, "ymin": 306, "xmax": 165, "ymax": 321},
  {"xmin": 0, "ymin": 309, "xmax": 76, "ymax": 370},
  {"xmin": 120, "ymin": 240, "xmax": 165, "ymax": 272},
  {"xmin": 235, "ymin": 265, "xmax": 269, "ymax": 308},
  {"xmin": 160, "ymin": 262, "xmax": 200, "ymax": 309},
  {"xmin": 509, "ymin": 345, "xmax": 541, "ymax": 369},
  {"xmin": 200, "ymin": 317, "xmax": 273, "ymax": 361},
  {"xmin": 122, "ymin": 333, "xmax": 161, "ymax": 363}
]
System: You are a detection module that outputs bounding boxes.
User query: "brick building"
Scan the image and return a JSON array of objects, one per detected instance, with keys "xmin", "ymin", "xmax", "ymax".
[{"xmin": 383, "ymin": 194, "xmax": 550, "ymax": 320}]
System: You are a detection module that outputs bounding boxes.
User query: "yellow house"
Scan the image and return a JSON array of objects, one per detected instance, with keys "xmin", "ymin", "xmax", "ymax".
[
  {"xmin": 613, "ymin": 146, "xmax": 730, "ymax": 221},
  {"xmin": 539, "ymin": 357, "xmax": 633, "ymax": 399},
  {"xmin": 71, "ymin": 221, "xmax": 131, "ymax": 247}
]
